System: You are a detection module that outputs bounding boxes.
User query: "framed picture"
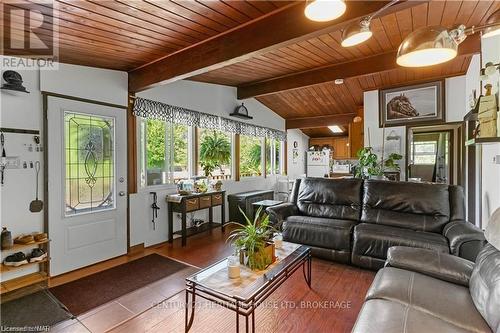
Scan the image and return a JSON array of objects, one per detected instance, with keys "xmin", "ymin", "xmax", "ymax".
[
  {"xmin": 292, "ymin": 149, "xmax": 299, "ymax": 164},
  {"xmin": 379, "ymin": 81, "xmax": 444, "ymax": 127}
]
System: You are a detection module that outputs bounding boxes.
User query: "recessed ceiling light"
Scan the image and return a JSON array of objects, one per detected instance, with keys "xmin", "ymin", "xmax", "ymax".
[
  {"xmin": 334, "ymin": 79, "xmax": 344, "ymax": 84},
  {"xmin": 304, "ymin": 0, "xmax": 346, "ymax": 22},
  {"xmin": 328, "ymin": 125, "xmax": 343, "ymax": 133}
]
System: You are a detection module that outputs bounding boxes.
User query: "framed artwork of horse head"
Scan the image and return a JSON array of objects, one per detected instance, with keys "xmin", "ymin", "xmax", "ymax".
[{"xmin": 379, "ymin": 81, "xmax": 444, "ymax": 127}]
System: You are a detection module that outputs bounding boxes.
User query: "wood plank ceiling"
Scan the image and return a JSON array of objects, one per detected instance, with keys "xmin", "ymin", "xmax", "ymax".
[
  {"xmin": 5, "ymin": 0, "xmax": 290, "ymax": 70},
  {"xmin": 192, "ymin": 0, "xmax": 499, "ymax": 120}
]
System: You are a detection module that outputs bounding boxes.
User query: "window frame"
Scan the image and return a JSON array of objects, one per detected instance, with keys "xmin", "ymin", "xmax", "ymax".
[{"xmin": 137, "ymin": 118, "xmax": 285, "ymax": 190}]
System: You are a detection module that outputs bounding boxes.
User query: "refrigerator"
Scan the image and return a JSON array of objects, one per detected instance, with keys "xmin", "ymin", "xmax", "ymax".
[{"xmin": 307, "ymin": 150, "xmax": 331, "ymax": 178}]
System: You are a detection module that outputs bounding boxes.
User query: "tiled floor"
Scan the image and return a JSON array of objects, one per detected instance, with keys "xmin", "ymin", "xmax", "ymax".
[
  {"xmin": 48, "ymin": 229, "xmax": 233, "ymax": 333},
  {"xmin": 49, "ymin": 266, "xmax": 198, "ymax": 333}
]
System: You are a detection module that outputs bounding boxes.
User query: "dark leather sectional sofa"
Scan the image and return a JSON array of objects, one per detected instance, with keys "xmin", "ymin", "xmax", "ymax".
[
  {"xmin": 352, "ymin": 245, "xmax": 500, "ymax": 333},
  {"xmin": 266, "ymin": 177, "xmax": 485, "ymax": 270}
]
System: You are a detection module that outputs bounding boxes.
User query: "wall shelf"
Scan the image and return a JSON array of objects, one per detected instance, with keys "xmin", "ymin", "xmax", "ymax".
[
  {"xmin": 0, "ymin": 272, "xmax": 48, "ymax": 295},
  {"xmin": 0, "ymin": 258, "xmax": 49, "ymax": 273},
  {"xmin": 465, "ymin": 137, "xmax": 500, "ymax": 146},
  {"xmin": 1, "ymin": 239, "xmax": 49, "ymax": 252},
  {"xmin": 0, "ymin": 239, "xmax": 49, "ymax": 296}
]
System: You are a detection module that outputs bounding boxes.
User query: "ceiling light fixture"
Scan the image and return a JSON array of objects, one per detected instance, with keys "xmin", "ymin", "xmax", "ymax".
[
  {"xmin": 396, "ymin": 25, "xmax": 463, "ymax": 67},
  {"xmin": 328, "ymin": 125, "xmax": 343, "ymax": 133},
  {"xmin": 304, "ymin": 0, "xmax": 346, "ymax": 22},
  {"xmin": 340, "ymin": 0, "xmax": 399, "ymax": 47},
  {"xmin": 397, "ymin": 9, "xmax": 500, "ymax": 67},
  {"xmin": 341, "ymin": 18, "xmax": 373, "ymax": 47}
]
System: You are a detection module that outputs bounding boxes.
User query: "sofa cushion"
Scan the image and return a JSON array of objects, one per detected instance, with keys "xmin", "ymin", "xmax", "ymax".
[
  {"xmin": 361, "ymin": 180, "xmax": 451, "ymax": 233},
  {"xmin": 365, "ymin": 267, "xmax": 491, "ymax": 333},
  {"xmin": 282, "ymin": 216, "xmax": 357, "ymax": 251},
  {"xmin": 470, "ymin": 243, "xmax": 500, "ymax": 333},
  {"xmin": 352, "ymin": 223, "xmax": 449, "ymax": 261},
  {"xmin": 296, "ymin": 178, "xmax": 362, "ymax": 221},
  {"xmin": 352, "ymin": 299, "xmax": 487, "ymax": 333}
]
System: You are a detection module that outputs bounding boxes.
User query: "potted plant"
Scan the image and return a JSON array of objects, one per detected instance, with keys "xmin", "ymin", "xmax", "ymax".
[
  {"xmin": 227, "ymin": 207, "xmax": 276, "ymax": 271},
  {"xmin": 354, "ymin": 147, "xmax": 402, "ymax": 179}
]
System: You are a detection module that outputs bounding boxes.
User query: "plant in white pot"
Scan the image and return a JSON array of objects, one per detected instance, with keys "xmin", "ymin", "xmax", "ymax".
[{"xmin": 227, "ymin": 207, "xmax": 276, "ymax": 271}]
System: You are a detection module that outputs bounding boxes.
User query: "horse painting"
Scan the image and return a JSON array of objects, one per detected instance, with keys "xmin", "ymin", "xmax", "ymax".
[{"xmin": 386, "ymin": 94, "xmax": 419, "ymax": 119}]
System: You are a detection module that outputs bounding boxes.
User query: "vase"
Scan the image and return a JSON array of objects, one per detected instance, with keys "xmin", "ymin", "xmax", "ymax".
[{"xmin": 239, "ymin": 242, "xmax": 276, "ymax": 270}]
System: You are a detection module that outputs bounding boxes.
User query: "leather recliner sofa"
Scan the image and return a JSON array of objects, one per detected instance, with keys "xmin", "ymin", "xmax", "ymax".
[
  {"xmin": 266, "ymin": 178, "xmax": 485, "ymax": 269},
  {"xmin": 351, "ymin": 245, "xmax": 500, "ymax": 333}
]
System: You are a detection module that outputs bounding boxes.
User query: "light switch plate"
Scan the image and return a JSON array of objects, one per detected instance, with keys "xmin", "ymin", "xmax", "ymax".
[{"xmin": 4, "ymin": 156, "xmax": 21, "ymax": 169}]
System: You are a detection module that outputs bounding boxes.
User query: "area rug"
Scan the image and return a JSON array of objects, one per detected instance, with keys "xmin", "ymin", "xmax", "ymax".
[
  {"xmin": 50, "ymin": 254, "xmax": 188, "ymax": 315},
  {"xmin": 0, "ymin": 290, "xmax": 73, "ymax": 330}
]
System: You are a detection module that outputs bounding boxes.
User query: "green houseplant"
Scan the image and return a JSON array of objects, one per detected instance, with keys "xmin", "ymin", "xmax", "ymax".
[
  {"xmin": 227, "ymin": 207, "xmax": 276, "ymax": 270},
  {"xmin": 199, "ymin": 130, "xmax": 231, "ymax": 177},
  {"xmin": 355, "ymin": 147, "xmax": 402, "ymax": 179}
]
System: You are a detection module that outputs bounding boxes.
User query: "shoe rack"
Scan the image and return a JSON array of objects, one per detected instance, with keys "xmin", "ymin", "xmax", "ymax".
[{"xmin": 0, "ymin": 239, "xmax": 50, "ymax": 301}]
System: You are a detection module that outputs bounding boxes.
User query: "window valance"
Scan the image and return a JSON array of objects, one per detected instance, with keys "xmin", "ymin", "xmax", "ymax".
[{"xmin": 132, "ymin": 97, "xmax": 286, "ymax": 141}]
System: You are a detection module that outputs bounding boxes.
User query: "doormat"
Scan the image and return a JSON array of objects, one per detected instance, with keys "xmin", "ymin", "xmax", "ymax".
[
  {"xmin": 50, "ymin": 254, "xmax": 188, "ymax": 316},
  {"xmin": 0, "ymin": 290, "xmax": 73, "ymax": 331}
]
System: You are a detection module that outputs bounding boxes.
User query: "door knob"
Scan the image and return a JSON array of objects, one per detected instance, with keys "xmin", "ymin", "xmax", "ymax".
[{"xmin": 119, "ymin": 191, "xmax": 126, "ymax": 196}]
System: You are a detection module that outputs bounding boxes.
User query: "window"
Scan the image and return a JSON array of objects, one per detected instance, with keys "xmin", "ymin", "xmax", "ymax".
[
  {"xmin": 412, "ymin": 141, "xmax": 437, "ymax": 165},
  {"xmin": 172, "ymin": 124, "xmax": 189, "ymax": 181},
  {"xmin": 265, "ymin": 139, "xmax": 272, "ymax": 175},
  {"xmin": 197, "ymin": 128, "xmax": 232, "ymax": 179},
  {"xmin": 239, "ymin": 135, "xmax": 263, "ymax": 178},
  {"xmin": 264, "ymin": 139, "xmax": 283, "ymax": 175},
  {"xmin": 64, "ymin": 112, "xmax": 115, "ymax": 215},
  {"xmin": 140, "ymin": 119, "xmax": 189, "ymax": 186},
  {"xmin": 139, "ymin": 117, "xmax": 284, "ymax": 186},
  {"xmin": 274, "ymin": 140, "xmax": 282, "ymax": 175}
]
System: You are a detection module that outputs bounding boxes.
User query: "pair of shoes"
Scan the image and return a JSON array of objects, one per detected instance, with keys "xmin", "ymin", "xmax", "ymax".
[
  {"xmin": 14, "ymin": 234, "xmax": 35, "ymax": 245},
  {"xmin": 33, "ymin": 232, "xmax": 48, "ymax": 242},
  {"xmin": 3, "ymin": 249, "xmax": 47, "ymax": 266},
  {"xmin": 4, "ymin": 252, "xmax": 28, "ymax": 266},
  {"xmin": 29, "ymin": 248, "xmax": 47, "ymax": 262}
]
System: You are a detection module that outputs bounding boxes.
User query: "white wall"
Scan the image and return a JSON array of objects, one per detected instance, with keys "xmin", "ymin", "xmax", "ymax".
[
  {"xmin": 40, "ymin": 63, "xmax": 128, "ymax": 106},
  {"xmin": 286, "ymin": 129, "xmax": 309, "ymax": 178},
  {"xmin": 0, "ymin": 57, "xmax": 127, "ymax": 279},
  {"xmin": 480, "ymin": 35, "xmax": 500, "ymax": 228},
  {"xmin": 130, "ymin": 80, "xmax": 285, "ymax": 247}
]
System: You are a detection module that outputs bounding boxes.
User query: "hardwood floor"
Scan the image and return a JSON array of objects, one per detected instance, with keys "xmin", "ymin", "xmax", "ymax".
[{"xmin": 48, "ymin": 228, "xmax": 375, "ymax": 333}]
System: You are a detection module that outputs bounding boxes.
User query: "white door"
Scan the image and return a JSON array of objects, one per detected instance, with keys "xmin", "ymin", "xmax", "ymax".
[{"xmin": 47, "ymin": 96, "xmax": 127, "ymax": 276}]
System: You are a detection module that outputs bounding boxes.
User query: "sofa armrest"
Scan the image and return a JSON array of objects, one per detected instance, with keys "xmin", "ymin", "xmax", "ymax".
[
  {"xmin": 266, "ymin": 203, "xmax": 298, "ymax": 230},
  {"xmin": 385, "ymin": 246, "xmax": 474, "ymax": 286},
  {"xmin": 443, "ymin": 220, "xmax": 486, "ymax": 262}
]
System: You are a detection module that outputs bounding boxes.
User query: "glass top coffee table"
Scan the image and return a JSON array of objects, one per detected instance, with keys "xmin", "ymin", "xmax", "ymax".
[{"xmin": 185, "ymin": 242, "xmax": 311, "ymax": 332}]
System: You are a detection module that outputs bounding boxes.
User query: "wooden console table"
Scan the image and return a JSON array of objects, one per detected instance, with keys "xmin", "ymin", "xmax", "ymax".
[{"xmin": 167, "ymin": 191, "xmax": 226, "ymax": 246}]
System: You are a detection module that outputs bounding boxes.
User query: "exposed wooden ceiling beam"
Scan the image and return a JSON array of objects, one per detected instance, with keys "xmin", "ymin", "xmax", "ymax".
[
  {"xmin": 286, "ymin": 113, "xmax": 356, "ymax": 130},
  {"xmin": 238, "ymin": 34, "xmax": 481, "ymax": 99},
  {"xmin": 129, "ymin": 1, "xmax": 427, "ymax": 92}
]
